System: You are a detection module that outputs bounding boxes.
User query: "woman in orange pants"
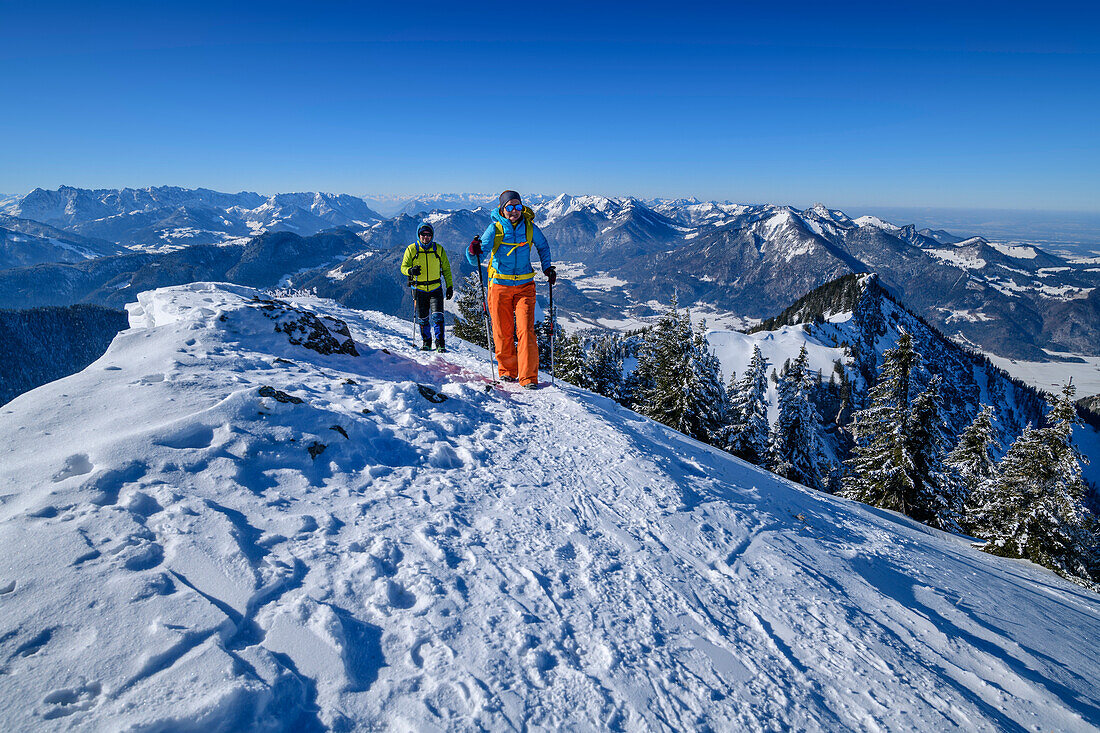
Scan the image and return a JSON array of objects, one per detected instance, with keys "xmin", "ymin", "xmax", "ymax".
[{"xmin": 467, "ymin": 190, "xmax": 556, "ymax": 388}]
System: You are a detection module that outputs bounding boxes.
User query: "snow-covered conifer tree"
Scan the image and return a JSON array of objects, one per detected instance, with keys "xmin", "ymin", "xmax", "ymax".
[
  {"xmin": 770, "ymin": 346, "xmax": 828, "ymax": 489},
  {"xmin": 453, "ymin": 274, "xmax": 489, "ymax": 349},
  {"xmin": 947, "ymin": 405, "xmax": 1000, "ymax": 524},
  {"xmin": 843, "ymin": 333, "xmax": 919, "ymax": 512},
  {"xmin": 906, "ymin": 376, "xmax": 962, "ymax": 531},
  {"xmin": 535, "ymin": 309, "xmax": 564, "ymax": 372},
  {"xmin": 681, "ymin": 324, "xmax": 727, "ymax": 444},
  {"xmin": 631, "ymin": 300, "xmax": 685, "ymax": 422},
  {"xmin": 727, "ymin": 345, "xmax": 770, "ymax": 465},
  {"xmin": 554, "ymin": 333, "xmax": 587, "ymax": 388},
  {"xmin": 969, "ymin": 384, "xmax": 1099, "ymax": 586},
  {"xmin": 586, "ymin": 333, "xmax": 625, "ymax": 401},
  {"xmin": 632, "ymin": 303, "xmax": 726, "ymax": 445}
]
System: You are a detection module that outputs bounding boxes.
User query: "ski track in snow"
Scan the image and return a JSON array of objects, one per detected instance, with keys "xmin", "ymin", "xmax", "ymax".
[{"xmin": 0, "ymin": 282, "xmax": 1099, "ymax": 731}]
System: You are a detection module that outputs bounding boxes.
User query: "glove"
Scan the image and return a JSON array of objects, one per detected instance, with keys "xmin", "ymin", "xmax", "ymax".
[
  {"xmin": 408, "ymin": 265, "xmax": 421, "ymax": 276},
  {"xmin": 544, "ymin": 266, "xmax": 557, "ymax": 285},
  {"xmin": 469, "ymin": 236, "xmax": 482, "ymax": 257},
  {"xmin": 445, "ymin": 286, "xmax": 454, "ymax": 300}
]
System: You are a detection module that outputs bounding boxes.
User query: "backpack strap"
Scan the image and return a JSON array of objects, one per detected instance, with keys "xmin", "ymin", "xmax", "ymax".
[{"xmin": 488, "ymin": 215, "xmax": 536, "ymax": 282}]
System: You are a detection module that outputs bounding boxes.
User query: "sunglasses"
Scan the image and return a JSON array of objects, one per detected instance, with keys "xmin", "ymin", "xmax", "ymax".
[{"xmin": 504, "ymin": 204, "xmax": 523, "ymax": 212}]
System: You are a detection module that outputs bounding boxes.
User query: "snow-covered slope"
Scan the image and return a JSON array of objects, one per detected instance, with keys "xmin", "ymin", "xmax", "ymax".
[{"xmin": 3, "ymin": 285, "xmax": 1100, "ymax": 730}]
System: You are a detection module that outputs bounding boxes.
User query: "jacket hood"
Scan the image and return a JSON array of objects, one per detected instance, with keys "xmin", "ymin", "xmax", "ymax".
[{"xmin": 416, "ymin": 221, "xmax": 435, "ymax": 244}]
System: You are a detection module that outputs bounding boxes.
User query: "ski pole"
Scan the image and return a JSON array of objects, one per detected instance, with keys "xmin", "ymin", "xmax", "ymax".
[
  {"xmin": 549, "ymin": 275, "xmax": 555, "ymax": 386},
  {"xmin": 409, "ymin": 277, "xmax": 417, "ymax": 343},
  {"xmin": 476, "ymin": 253, "xmax": 498, "ymax": 382}
]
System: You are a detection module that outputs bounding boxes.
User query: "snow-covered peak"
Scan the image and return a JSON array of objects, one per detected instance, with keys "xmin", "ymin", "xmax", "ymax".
[
  {"xmin": 804, "ymin": 203, "xmax": 855, "ymax": 227},
  {"xmin": 748, "ymin": 208, "xmax": 819, "ymax": 261},
  {"xmin": 955, "ymin": 236, "xmax": 991, "ymax": 248},
  {"xmin": 536, "ymin": 192, "xmax": 576, "ymax": 223},
  {"xmin": 652, "ymin": 200, "xmax": 755, "ymax": 226},
  {"xmin": 533, "ymin": 194, "xmax": 645, "ymax": 226},
  {"xmin": 854, "ymin": 214, "xmax": 902, "ymax": 232},
  {"xmin": 3, "ymin": 283, "xmax": 1100, "ymax": 729},
  {"xmin": 0, "ymin": 193, "xmax": 22, "ymax": 213}
]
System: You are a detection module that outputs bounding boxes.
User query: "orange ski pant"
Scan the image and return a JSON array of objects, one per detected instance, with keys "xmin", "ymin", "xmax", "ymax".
[{"xmin": 488, "ymin": 280, "xmax": 539, "ymax": 385}]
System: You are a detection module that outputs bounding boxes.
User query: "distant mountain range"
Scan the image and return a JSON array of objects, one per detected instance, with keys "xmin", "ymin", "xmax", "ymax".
[
  {"xmin": 359, "ymin": 192, "xmax": 557, "ymax": 218},
  {"xmin": 4, "ymin": 186, "xmax": 383, "ymax": 250},
  {"xmin": 2, "ymin": 186, "xmax": 1098, "ymax": 362}
]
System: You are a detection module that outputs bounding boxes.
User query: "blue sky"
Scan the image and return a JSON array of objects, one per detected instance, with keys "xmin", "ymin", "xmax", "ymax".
[{"xmin": 1, "ymin": 1, "xmax": 1097, "ymax": 210}]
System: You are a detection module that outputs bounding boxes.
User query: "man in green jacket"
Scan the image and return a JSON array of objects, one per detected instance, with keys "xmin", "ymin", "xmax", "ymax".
[{"xmin": 401, "ymin": 222, "xmax": 453, "ymax": 352}]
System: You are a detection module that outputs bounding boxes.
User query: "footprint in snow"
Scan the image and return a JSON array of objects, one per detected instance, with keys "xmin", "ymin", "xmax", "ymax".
[
  {"xmin": 110, "ymin": 529, "xmax": 164, "ymax": 571},
  {"xmin": 84, "ymin": 461, "xmax": 149, "ymax": 507},
  {"xmin": 12, "ymin": 628, "xmax": 53, "ymax": 659},
  {"xmin": 368, "ymin": 538, "xmax": 403, "ymax": 578},
  {"xmin": 381, "ymin": 579, "xmax": 416, "ymax": 609},
  {"xmin": 120, "ymin": 489, "xmax": 163, "ymax": 518},
  {"xmin": 52, "ymin": 454, "xmax": 93, "ymax": 482},
  {"xmin": 40, "ymin": 680, "xmax": 102, "ymax": 720},
  {"xmin": 154, "ymin": 424, "xmax": 215, "ymax": 450},
  {"xmin": 427, "ymin": 443, "xmax": 466, "ymax": 469},
  {"xmin": 26, "ymin": 505, "xmax": 59, "ymax": 519}
]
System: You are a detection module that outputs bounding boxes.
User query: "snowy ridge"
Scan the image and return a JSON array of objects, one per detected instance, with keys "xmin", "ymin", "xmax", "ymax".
[
  {"xmin": 2, "ymin": 283, "xmax": 1100, "ymax": 730},
  {"xmin": 537, "ymin": 194, "xmax": 634, "ymax": 226},
  {"xmin": 853, "ymin": 215, "xmax": 902, "ymax": 232}
]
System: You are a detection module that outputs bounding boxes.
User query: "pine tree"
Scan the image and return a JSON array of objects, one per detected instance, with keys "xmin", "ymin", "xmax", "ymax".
[
  {"xmin": 586, "ymin": 333, "xmax": 625, "ymax": 401},
  {"xmin": 969, "ymin": 384, "xmax": 1099, "ymax": 586},
  {"xmin": 770, "ymin": 345, "xmax": 828, "ymax": 489},
  {"xmin": 681, "ymin": 324, "xmax": 727, "ymax": 444},
  {"xmin": 632, "ymin": 302, "xmax": 727, "ymax": 445},
  {"xmin": 727, "ymin": 345, "xmax": 769, "ymax": 465},
  {"xmin": 947, "ymin": 405, "xmax": 1000, "ymax": 524},
  {"xmin": 554, "ymin": 333, "xmax": 586, "ymax": 387},
  {"xmin": 631, "ymin": 299, "xmax": 686, "ymax": 423},
  {"xmin": 535, "ymin": 309, "xmax": 565, "ymax": 374},
  {"xmin": 843, "ymin": 332, "xmax": 920, "ymax": 513},
  {"xmin": 453, "ymin": 274, "xmax": 489, "ymax": 349},
  {"xmin": 906, "ymin": 376, "xmax": 962, "ymax": 531}
]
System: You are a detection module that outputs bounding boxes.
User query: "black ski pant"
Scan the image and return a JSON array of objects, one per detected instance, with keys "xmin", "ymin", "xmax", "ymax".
[{"xmin": 414, "ymin": 287, "xmax": 445, "ymax": 344}]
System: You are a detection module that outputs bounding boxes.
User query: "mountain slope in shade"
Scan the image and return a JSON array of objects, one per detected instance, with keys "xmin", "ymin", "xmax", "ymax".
[
  {"xmin": 1, "ymin": 283, "xmax": 1099, "ymax": 730},
  {"xmin": 0, "ymin": 304, "xmax": 130, "ymax": 405},
  {"xmin": 0, "ymin": 217, "xmax": 128, "ymax": 269}
]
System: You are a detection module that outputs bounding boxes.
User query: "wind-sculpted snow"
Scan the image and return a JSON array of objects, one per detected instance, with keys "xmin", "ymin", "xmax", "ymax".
[{"xmin": 1, "ymin": 283, "xmax": 1099, "ymax": 730}]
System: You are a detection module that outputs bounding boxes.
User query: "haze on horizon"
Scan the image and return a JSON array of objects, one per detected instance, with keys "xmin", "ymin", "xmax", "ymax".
[{"xmin": 1, "ymin": 1, "xmax": 1097, "ymax": 213}]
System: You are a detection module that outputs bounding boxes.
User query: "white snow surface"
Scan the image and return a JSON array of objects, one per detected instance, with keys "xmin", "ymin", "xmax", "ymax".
[
  {"xmin": 853, "ymin": 215, "xmax": 901, "ymax": 232},
  {"xmin": 928, "ymin": 248, "xmax": 988, "ymax": 270},
  {"xmin": 990, "ymin": 242, "xmax": 1039, "ymax": 259},
  {"xmin": 706, "ymin": 327, "xmax": 847, "ymax": 426},
  {"xmin": 2, "ymin": 283, "xmax": 1100, "ymax": 731},
  {"xmin": 707, "ymin": 327, "xmax": 846, "ymax": 388}
]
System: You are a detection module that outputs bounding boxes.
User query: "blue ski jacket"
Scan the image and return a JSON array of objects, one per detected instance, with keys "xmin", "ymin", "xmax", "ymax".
[{"xmin": 467, "ymin": 207, "xmax": 552, "ymax": 287}]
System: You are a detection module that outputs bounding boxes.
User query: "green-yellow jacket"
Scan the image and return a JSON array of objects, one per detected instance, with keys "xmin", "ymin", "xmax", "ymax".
[{"xmin": 401, "ymin": 222, "xmax": 453, "ymax": 292}]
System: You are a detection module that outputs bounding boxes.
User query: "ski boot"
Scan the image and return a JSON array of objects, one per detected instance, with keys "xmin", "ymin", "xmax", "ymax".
[{"xmin": 420, "ymin": 341, "xmax": 433, "ymax": 351}]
